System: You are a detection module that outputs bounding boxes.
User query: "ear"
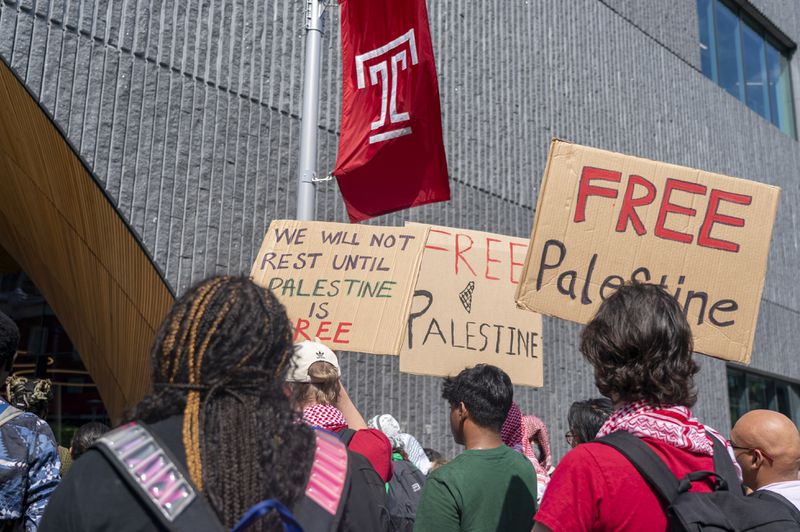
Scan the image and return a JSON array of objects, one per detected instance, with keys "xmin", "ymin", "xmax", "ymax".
[
  {"xmin": 753, "ymin": 449, "xmax": 767, "ymax": 468},
  {"xmin": 457, "ymin": 401, "xmax": 468, "ymax": 420}
]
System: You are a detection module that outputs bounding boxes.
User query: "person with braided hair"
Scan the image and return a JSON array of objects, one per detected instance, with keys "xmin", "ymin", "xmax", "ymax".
[
  {"xmin": 40, "ymin": 275, "xmax": 385, "ymax": 531},
  {"xmin": 5, "ymin": 375, "xmax": 73, "ymax": 476},
  {"xmin": 0, "ymin": 311, "xmax": 60, "ymax": 531}
]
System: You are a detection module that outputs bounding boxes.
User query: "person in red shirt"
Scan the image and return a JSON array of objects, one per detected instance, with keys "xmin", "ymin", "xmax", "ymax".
[
  {"xmin": 534, "ymin": 283, "xmax": 740, "ymax": 532},
  {"xmin": 285, "ymin": 340, "xmax": 393, "ymax": 482}
]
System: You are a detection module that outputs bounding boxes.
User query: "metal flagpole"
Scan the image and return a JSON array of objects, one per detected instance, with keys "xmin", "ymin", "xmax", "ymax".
[{"xmin": 296, "ymin": 0, "xmax": 327, "ymax": 221}]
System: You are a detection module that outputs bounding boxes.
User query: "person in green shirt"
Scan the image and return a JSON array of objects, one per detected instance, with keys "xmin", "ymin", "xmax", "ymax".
[{"xmin": 414, "ymin": 364, "xmax": 537, "ymax": 532}]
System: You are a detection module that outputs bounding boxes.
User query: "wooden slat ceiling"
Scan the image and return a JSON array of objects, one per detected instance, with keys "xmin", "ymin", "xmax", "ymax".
[{"xmin": 0, "ymin": 59, "xmax": 174, "ymax": 420}]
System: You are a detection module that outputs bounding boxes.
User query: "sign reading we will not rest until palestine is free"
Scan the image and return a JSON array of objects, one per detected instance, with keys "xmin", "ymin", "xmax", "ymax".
[{"xmin": 251, "ymin": 220, "xmax": 428, "ymax": 355}]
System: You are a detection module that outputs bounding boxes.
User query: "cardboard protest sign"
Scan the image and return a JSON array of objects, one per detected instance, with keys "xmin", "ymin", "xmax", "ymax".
[
  {"xmin": 515, "ymin": 139, "xmax": 780, "ymax": 364},
  {"xmin": 251, "ymin": 220, "xmax": 429, "ymax": 355},
  {"xmin": 400, "ymin": 223, "xmax": 544, "ymax": 387}
]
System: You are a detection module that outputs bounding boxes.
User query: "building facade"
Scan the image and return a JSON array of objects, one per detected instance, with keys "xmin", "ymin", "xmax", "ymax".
[{"xmin": 1, "ymin": 0, "xmax": 799, "ymax": 458}]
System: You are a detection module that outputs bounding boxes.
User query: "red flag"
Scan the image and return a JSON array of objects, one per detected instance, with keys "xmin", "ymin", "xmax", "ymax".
[{"xmin": 333, "ymin": 0, "xmax": 450, "ymax": 222}]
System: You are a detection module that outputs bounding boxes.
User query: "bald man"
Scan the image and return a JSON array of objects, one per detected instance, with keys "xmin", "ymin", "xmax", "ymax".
[{"xmin": 731, "ymin": 409, "xmax": 800, "ymax": 512}]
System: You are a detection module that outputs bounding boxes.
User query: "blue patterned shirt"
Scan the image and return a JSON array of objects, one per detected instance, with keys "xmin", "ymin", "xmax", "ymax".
[{"xmin": 0, "ymin": 400, "xmax": 60, "ymax": 531}]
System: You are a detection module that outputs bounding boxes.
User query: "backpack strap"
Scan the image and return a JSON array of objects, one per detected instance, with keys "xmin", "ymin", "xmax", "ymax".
[
  {"xmin": 92, "ymin": 422, "xmax": 223, "ymax": 529},
  {"xmin": 338, "ymin": 428, "xmax": 357, "ymax": 447},
  {"xmin": 595, "ymin": 431, "xmax": 681, "ymax": 504},
  {"xmin": 0, "ymin": 403, "xmax": 23, "ymax": 429},
  {"xmin": 706, "ymin": 431, "xmax": 741, "ymax": 492},
  {"xmin": 232, "ymin": 499, "xmax": 303, "ymax": 532},
  {"xmin": 751, "ymin": 489, "xmax": 800, "ymax": 523},
  {"xmin": 292, "ymin": 429, "xmax": 350, "ymax": 532}
]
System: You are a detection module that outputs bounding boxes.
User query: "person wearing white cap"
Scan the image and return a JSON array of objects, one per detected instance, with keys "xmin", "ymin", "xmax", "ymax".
[
  {"xmin": 368, "ymin": 414, "xmax": 432, "ymax": 475},
  {"xmin": 286, "ymin": 340, "xmax": 394, "ymax": 483}
]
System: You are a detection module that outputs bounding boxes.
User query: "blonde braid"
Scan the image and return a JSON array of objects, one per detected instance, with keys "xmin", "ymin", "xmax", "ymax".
[
  {"xmin": 169, "ymin": 278, "xmax": 224, "ymax": 384},
  {"xmin": 182, "ymin": 279, "xmax": 231, "ymax": 490},
  {"xmin": 160, "ymin": 307, "xmax": 186, "ymax": 381}
]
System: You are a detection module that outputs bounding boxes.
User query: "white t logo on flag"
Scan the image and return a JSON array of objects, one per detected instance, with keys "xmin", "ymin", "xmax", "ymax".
[{"xmin": 355, "ymin": 29, "xmax": 418, "ymax": 144}]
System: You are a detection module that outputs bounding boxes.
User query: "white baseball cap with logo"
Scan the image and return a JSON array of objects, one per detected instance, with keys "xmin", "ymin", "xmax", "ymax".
[{"xmin": 286, "ymin": 339, "xmax": 341, "ymax": 383}]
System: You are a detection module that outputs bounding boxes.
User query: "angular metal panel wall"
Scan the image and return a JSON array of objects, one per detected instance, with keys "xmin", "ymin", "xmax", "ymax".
[{"xmin": 2, "ymin": 0, "xmax": 800, "ymax": 458}]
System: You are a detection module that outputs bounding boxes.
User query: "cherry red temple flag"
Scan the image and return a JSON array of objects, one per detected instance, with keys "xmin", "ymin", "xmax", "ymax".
[{"xmin": 333, "ymin": 0, "xmax": 450, "ymax": 222}]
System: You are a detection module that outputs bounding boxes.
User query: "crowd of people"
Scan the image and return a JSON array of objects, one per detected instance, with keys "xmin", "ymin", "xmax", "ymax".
[{"xmin": 0, "ymin": 278, "xmax": 799, "ymax": 530}]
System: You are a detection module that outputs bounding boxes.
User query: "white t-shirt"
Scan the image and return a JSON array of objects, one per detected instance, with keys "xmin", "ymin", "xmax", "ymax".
[{"xmin": 760, "ymin": 480, "xmax": 800, "ymax": 511}]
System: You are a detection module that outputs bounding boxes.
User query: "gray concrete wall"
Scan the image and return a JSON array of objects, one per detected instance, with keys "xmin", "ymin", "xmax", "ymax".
[{"xmin": 1, "ymin": 0, "xmax": 799, "ymax": 459}]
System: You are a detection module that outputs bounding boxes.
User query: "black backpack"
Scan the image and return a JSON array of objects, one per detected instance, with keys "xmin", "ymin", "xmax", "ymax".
[
  {"xmin": 750, "ymin": 489, "xmax": 800, "ymax": 523},
  {"xmin": 596, "ymin": 431, "xmax": 800, "ymax": 531},
  {"xmin": 386, "ymin": 458, "xmax": 426, "ymax": 532},
  {"xmin": 337, "ymin": 428, "xmax": 392, "ymax": 531}
]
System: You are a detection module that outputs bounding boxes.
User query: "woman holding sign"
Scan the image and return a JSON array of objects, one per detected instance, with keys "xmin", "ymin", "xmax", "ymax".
[{"xmin": 285, "ymin": 340, "xmax": 394, "ymax": 484}]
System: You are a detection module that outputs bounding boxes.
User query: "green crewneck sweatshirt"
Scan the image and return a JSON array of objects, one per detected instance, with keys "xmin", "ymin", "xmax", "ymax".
[{"xmin": 414, "ymin": 444, "xmax": 537, "ymax": 532}]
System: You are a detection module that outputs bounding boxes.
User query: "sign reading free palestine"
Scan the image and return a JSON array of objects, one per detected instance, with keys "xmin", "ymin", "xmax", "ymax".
[
  {"xmin": 401, "ymin": 223, "xmax": 544, "ymax": 387},
  {"xmin": 515, "ymin": 139, "xmax": 780, "ymax": 364}
]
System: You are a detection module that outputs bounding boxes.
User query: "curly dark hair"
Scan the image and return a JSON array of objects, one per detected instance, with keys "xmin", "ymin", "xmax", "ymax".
[
  {"xmin": 70, "ymin": 422, "xmax": 110, "ymax": 459},
  {"xmin": 580, "ymin": 282, "xmax": 698, "ymax": 407},
  {"xmin": 6, "ymin": 376, "xmax": 53, "ymax": 418},
  {"xmin": 567, "ymin": 398, "xmax": 613, "ymax": 445},
  {"xmin": 131, "ymin": 275, "xmax": 315, "ymax": 530},
  {"xmin": 442, "ymin": 364, "xmax": 513, "ymax": 431}
]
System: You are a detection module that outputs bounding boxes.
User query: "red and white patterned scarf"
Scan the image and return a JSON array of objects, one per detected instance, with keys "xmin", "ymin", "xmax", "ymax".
[
  {"xmin": 596, "ymin": 400, "xmax": 739, "ymax": 475},
  {"xmin": 302, "ymin": 404, "xmax": 348, "ymax": 432},
  {"xmin": 523, "ymin": 415, "xmax": 552, "ymax": 472},
  {"xmin": 501, "ymin": 402, "xmax": 550, "ymax": 484}
]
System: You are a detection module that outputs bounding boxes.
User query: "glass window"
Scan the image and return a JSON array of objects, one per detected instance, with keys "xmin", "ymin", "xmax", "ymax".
[
  {"xmin": 696, "ymin": 0, "xmax": 796, "ymax": 138},
  {"xmin": 715, "ymin": 2, "xmax": 745, "ymax": 100},
  {"xmin": 727, "ymin": 366, "xmax": 800, "ymax": 427},
  {"xmin": 698, "ymin": 0, "xmax": 718, "ymax": 81},
  {"xmin": 727, "ymin": 368, "xmax": 747, "ymax": 423},
  {"xmin": 766, "ymin": 42, "xmax": 797, "ymax": 137},
  {"xmin": 746, "ymin": 372, "xmax": 769, "ymax": 410},
  {"xmin": 775, "ymin": 381, "xmax": 792, "ymax": 418},
  {"xmin": 742, "ymin": 22, "xmax": 770, "ymax": 120}
]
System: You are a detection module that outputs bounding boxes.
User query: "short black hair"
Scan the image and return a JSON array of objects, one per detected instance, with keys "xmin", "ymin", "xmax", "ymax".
[
  {"xmin": 423, "ymin": 447, "xmax": 444, "ymax": 462},
  {"xmin": 70, "ymin": 422, "xmax": 110, "ymax": 459},
  {"xmin": 0, "ymin": 311, "xmax": 19, "ymax": 372},
  {"xmin": 580, "ymin": 282, "xmax": 698, "ymax": 407},
  {"xmin": 441, "ymin": 364, "xmax": 513, "ymax": 432},
  {"xmin": 568, "ymin": 398, "xmax": 613, "ymax": 444}
]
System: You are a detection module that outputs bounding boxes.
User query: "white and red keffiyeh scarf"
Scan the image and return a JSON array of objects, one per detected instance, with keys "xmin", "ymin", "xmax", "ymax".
[
  {"xmin": 302, "ymin": 404, "xmax": 348, "ymax": 432},
  {"xmin": 596, "ymin": 400, "xmax": 741, "ymax": 477},
  {"xmin": 501, "ymin": 402, "xmax": 550, "ymax": 486}
]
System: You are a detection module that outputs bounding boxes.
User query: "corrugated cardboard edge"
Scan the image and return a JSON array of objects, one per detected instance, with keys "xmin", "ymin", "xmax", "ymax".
[
  {"xmin": 515, "ymin": 137, "xmax": 567, "ymax": 312},
  {"xmin": 388, "ymin": 223, "xmax": 430, "ymax": 355},
  {"xmin": 249, "ymin": 219, "xmax": 281, "ymax": 283},
  {"xmin": 735, "ymin": 187, "xmax": 781, "ymax": 365}
]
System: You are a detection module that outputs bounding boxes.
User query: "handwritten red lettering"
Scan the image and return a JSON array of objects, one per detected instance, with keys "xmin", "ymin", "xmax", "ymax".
[
  {"xmin": 574, "ymin": 167, "xmax": 621, "ymax": 223},
  {"xmin": 654, "ymin": 179, "xmax": 707, "ymax": 244},
  {"xmin": 425, "ymin": 229, "xmax": 451, "ymax": 252},
  {"xmin": 294, "ymin": 318, "xmax": 312, "ymax": 341},
  {"xmin": 485, "ymin": 238, "xmax": 501, "ymax": 281},
  {"xmin": 333, "ymin": 322, "xmax": 352, "ymax": 344},
  {"xmin": 509, "ymin": 242, "xmax": 527, "ymax": 284},
  {"xmin": 698, "ymin": 189, "xmax": 752, "ymax": 252},
  {"xmin": 455, "ymin": 233, "xmax": 477, "ymax": 276},
  {"xmin": 616, "ymin": 175, "xmax": 656, "ymax": 235}
]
